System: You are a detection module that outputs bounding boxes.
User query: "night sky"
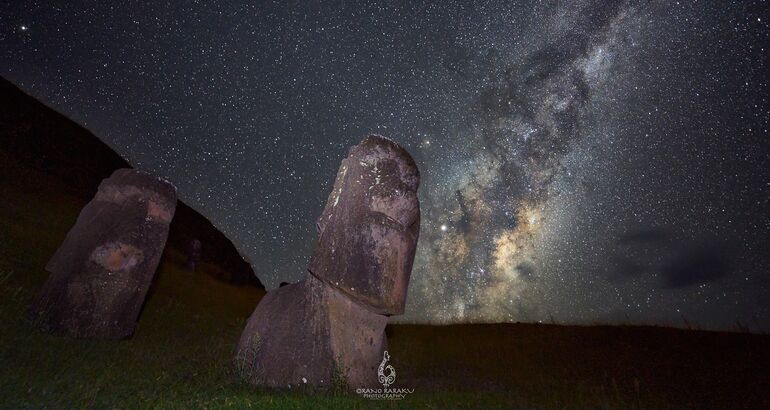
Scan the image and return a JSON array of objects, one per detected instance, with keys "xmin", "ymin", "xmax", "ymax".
[{"xmin": 3, "ymin": 1, "xmax": 769, "ymax": 330}]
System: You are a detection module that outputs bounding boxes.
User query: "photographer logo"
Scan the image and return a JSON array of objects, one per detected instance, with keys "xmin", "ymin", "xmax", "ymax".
[{"xmin": 356, "ymin": 351, "xmax": 414, "ymax": 400}]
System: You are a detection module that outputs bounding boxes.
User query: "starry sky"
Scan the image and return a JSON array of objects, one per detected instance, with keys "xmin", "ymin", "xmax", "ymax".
[{"xmin": 3, "ymin": 1, "xmax": 769, "ymax": 331}]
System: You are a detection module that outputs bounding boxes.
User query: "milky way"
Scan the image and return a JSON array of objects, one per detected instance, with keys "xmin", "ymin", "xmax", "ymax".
[{"xmin": 3, "ymin": 1, "xmax": 768, "ymax": 330}]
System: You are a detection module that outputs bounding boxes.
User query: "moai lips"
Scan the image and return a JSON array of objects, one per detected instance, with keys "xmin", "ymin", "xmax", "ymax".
[
  {"xmin": 28, "ymin": 168, "xmax": 176, "ymax": 339},
  {"xmin": 309, "ymin": 135, "xmax": 420, "ymax": 315},
  {"xmin": 235, "ymin": 135, "xmax": 420, "ymax": 390}
]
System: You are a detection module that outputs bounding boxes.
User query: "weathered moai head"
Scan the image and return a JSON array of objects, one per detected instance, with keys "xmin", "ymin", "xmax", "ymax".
[
  {"xmin": 308, "ymin": 135, "xmax": 420, "ymax": 315},
  {"xmin": 29, "ymin": 168, "xmax": 176, "ymax": 339}
]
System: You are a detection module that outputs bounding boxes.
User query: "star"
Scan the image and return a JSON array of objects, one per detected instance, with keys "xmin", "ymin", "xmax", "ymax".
[{"xmin": 2, "ymin": 0, "xmax": 767, "ymax": 330}]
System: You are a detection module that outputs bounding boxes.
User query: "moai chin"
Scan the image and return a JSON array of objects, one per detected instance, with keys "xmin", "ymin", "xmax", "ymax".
[
  {"xmin": 28, "ymin": 168, "xmax": 177, "ymax": 339},
  {"xmin": 235, "ymin": 135, "xmax": 420, "ymax": 389}
]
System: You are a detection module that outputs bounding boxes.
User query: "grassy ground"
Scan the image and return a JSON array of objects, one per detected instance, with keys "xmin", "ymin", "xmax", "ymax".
[{"xmin": 1, "ymin": 155, "xmax": 768, "ymax": 409}]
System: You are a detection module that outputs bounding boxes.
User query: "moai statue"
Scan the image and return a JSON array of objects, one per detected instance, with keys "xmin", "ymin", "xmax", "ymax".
[
  {"xmin": 235, "ymin": 135, "xmax": 420, "ymax": 389},
  {"xmin": 185, "ymin": 239, "xmax": 202, "ymax": 271},
  {"xmin": 28, "ymin": 169, "xmax": 177, "ymax": 339}
]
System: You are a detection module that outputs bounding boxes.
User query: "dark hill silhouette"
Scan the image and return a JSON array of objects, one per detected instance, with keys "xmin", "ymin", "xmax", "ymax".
[{"xmin": 0, "ymin": 76, "xmax": 262, "ymax": 288}]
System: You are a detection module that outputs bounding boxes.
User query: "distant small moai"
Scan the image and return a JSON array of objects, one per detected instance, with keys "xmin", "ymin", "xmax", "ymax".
[
  {"xmin": 185, "ymin": 239, "xmax": 202, "ymax": 271},
  {"xmin": 28, "ymin": 168, "xmax": 177, "ymax": 339},
  {"xmin": 235, "ymin": 135, "xmax": 420, "ymax": 389}
]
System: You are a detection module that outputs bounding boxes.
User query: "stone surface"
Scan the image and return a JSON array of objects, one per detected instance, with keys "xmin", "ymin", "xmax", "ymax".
[
  {"xmin": 235, "ymin": 275, "xmax": 388, "ymax": 389},
  {"xmin": 309, "ymin": 135, "xmax": 420, "ymax": 315},
  {"xmin": 28, "ymin": 168, "xmax": 177, "ymax": 339},
  {"xmin": 235, "ymin": 135, "xmax": 419, "ymax": 390}
]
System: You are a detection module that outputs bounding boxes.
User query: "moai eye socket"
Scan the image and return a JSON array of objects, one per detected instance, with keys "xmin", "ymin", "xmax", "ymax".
[{"xmin": 370, "ymin": 189, "xmax": 419, "ymax": 228}]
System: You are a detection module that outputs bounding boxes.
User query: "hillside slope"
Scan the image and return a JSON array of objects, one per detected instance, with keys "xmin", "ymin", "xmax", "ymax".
[{"xmin": 0, "ymin": 77, "xmax": 261, "ymax": 287}]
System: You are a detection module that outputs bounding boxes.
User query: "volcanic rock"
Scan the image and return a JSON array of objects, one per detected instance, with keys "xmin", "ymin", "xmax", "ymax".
[
  {"xmin": 309, "ymin": 135, "xmax": 420, "ymax": 314},
  {"xmin": 235, "ymin": 135, "xmax": 420, "ymax": 389},
  {"xmin": 28, "ymin": 168, "xmax": 177, "ymax": 339}
]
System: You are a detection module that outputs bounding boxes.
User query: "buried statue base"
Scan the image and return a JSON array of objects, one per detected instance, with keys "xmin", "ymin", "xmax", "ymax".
[
  {"xmin": 235, "ymin": 274, "xmax": 388, "ymax": 388},
  {"xmin": 235, "ymin": 135, "xmax": 420, "ymax": 389}
]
